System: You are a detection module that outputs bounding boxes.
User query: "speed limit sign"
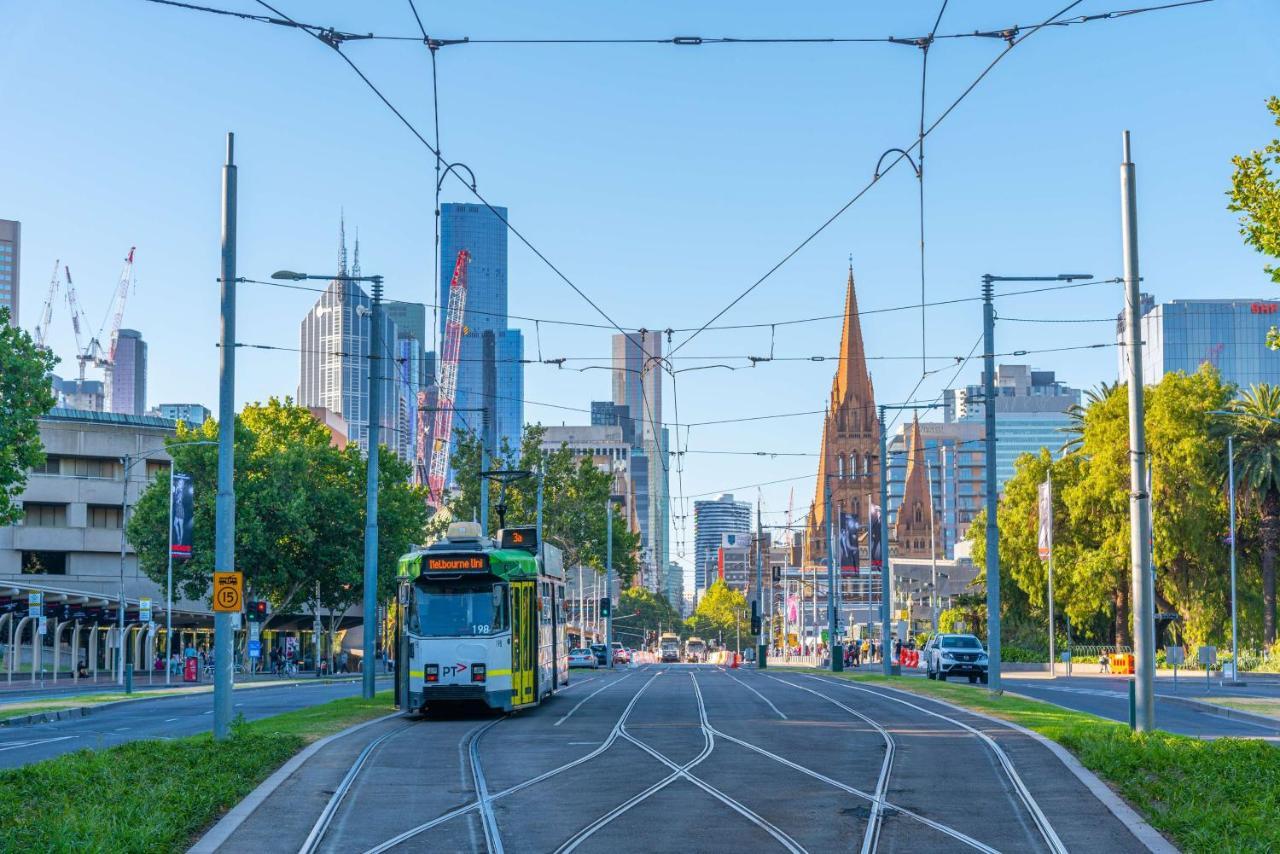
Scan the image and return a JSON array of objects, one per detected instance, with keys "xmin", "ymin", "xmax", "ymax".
[{"xmin": 213, "ymin": 572, "xmax": 243, "ymax": 612}]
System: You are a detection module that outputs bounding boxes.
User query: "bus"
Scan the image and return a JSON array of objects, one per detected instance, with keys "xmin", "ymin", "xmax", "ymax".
[
  {"xmin": 659, "ymin": 632, "xmax": 681, "ymax": 663},
  {"xmin": 397, "ymin": 521, "xmax": 568, "ymax": 713}
]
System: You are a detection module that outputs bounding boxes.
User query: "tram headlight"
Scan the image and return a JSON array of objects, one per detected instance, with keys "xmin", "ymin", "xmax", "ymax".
[
  {"xmin": 471, "ymin": 663, "xmax": 486, "ymax": 683},
  {"xmin": 425, "ymin": 664, "xmax": 439, "ymax": 683}
]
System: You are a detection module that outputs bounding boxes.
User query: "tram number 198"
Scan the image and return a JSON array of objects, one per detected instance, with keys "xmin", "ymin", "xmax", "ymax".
[{"xmin": 472, "ymin": 625, "xmax": 491, "ymax": 636}]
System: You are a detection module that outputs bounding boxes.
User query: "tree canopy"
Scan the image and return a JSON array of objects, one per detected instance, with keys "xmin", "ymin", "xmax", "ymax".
[
  {"xmin": 685, "ymin": 580, "xmax": 750, "ymax": 644},
  {"xmin": 1228, "ymin": 96, "xmax": 1280, "ymax": 347},
  {"xmin": 126, "ymin": 398, "xmax": 429, "ymax": 624},
  {"xmin": 0, "ymin": 308, "xmax": 57, "ymax": 525}
]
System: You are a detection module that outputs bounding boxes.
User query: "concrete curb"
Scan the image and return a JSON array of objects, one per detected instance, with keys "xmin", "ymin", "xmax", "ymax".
[
  {"xmin": 0, "ymin": 677, "xmax": 369, "ymax": 728},
  {"xmin": 1156, "ymin": 693, "xmax": 1280, "ymax": 732},
  {"xmin": 825, "ymin": 677, "xmax": 1178, "ymax": 854},
  {"xmin": 189, "ymin": 711, "xmax": 403, "ymax": 854}
]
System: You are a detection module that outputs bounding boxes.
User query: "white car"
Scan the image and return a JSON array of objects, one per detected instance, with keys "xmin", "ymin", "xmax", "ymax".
[
  {"xmin": 924, "ymin": 634, "xmax": 989, "ymax": 683},
  {"xmin": 568, "ymin": 648, "xmax": 598, "ymax": 669}
]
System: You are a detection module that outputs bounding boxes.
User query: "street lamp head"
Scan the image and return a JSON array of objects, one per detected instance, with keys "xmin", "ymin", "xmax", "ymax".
[{"xmin": 272, "ymin": 270, "xmax": 307, "ymax": 281}]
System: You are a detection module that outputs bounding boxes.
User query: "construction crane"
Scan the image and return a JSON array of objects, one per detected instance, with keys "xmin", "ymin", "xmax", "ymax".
[
  {"xmin": 427, "ymin": 249, "xmax": 472, "ymax": 508},
  {"xmin": 64, "ymin": 265, "xmax": 93, "ymax": 387},
  {"xmin": 73, "ymin": 248, "xmax": 136, "ymax": 406},
  {"xmin": 34, "ymin": 260, "xmax": 62, "ymax": 351},
  {"xmin": 104, "ymin": 246, "xmax": 137, "ymax": 365}
]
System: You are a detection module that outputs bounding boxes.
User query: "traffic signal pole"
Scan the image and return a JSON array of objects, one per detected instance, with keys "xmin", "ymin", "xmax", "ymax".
[
  {"xmin": 605, "ymin": 499, "xmax": 613, "ymax": 668},
  {"xmin": 756, "ymin": 500, "xmax": 767, "ymax": 669}
]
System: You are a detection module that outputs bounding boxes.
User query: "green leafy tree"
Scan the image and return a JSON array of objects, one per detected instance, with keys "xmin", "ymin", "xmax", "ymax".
[
  {"xmin": 686, "ymin": 580, "xmax": 749, "ymax": 645},
  {"xmin": 615, "ymin": 587, "xmax": 681, "ymax": 649},
  {"xmin": 1228, "ymin": 96, "xmax": 1280, "ymax": 347},
  {"xmin": 1218, "ymin": 384, "xmax": 1280, "ymax": 643},
  {"xmin": 127, "ymin": 398, "xmax": 429, "ymax": 636},
  {"xmin": 0, "ymin": 308, "xmax": 58, "ymax": 524},
  {"xmin": 443, "ymin": 424, "xmax": 641, "ymax": 586}
]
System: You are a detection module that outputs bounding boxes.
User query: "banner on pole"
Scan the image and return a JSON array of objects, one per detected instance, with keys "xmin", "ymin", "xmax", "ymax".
[
  {"xmin": 838, "ymin": 511, "xmax": 860, "ymax": 576},
  {"xmin": 170, "ymin": 473, "xmax": 194, "ymax": 560},
  {"xmin": 866, "ymin": 501, "xmax": 883, "ymax": 569},
  {"xmin": 1038, "ymin": 478, "xmax": 1053, "ymax": 561}
]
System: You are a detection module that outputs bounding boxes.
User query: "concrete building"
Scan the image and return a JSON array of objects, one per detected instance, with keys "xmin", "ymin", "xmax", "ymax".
[
  {"xmin": 885, "ymin": 419, "xmax": 983, "ymax": 558},
  {"xmin": 693, "ymin": 494, "xmax": 751, "ymax": 593},
  {"xmin": 150, "ymin": 403, "xmax": 211, "ymax": 426},
  {"xmin": 539, "ymin": 425, "xmax": 639, "ymax": 551},
  {"xmin": 1, "ymin": 409, "xmax": 178, "ymax": 600},
  {"xmin": 0, "ymin": 219, "xmax": 19, "ymax": 325},
  {"xmin": 54, "ymin": 376, "xmax": 105, "ymax": 412},
  {"xmin": 306, "ymin": 407, "xmax": 349, "ymax": 450},
  {"xmin": 106, "ymin": 329, "xmax": 147, "ymax": 416},
  {"xmin": 439, "ymin": 203, "xmax": 523, "ymax": 458},
  {"xmin": 1117, "ymin": 295, "xmax": 1280, "ymax": 391}
]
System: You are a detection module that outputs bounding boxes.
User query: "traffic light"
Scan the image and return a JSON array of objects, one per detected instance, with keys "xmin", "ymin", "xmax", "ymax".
[
  {"xmin": 599, "ymin": 597, "xmax": 611, "ymax": 618},
  {"xmin": 246, "ymin": 600, "xmax": 268, "ymax": 622},
  {"xmin": 751, "ymin": 615, "xmax": 762, "ymax": 635}
]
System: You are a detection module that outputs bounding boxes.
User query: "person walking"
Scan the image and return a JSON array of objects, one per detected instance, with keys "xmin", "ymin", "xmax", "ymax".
[{"xmin": 338, "ymin": 650, "xmax": 349, "ymax": 673}]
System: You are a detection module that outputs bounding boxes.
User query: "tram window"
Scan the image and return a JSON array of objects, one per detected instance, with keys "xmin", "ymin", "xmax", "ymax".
[{"xmin": 412, "ymin": 582, "xmax": 509, "ymax": 637}]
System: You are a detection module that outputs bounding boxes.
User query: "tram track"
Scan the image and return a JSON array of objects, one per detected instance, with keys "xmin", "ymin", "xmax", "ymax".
[{"xmin": 800, "ymin": 674, "xmax": 1068, "ymax": 854}]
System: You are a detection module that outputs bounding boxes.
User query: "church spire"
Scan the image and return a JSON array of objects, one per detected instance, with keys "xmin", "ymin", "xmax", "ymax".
[{"xmin": 833, "ymin": 266, "xmax": 871, "ymax": 406}]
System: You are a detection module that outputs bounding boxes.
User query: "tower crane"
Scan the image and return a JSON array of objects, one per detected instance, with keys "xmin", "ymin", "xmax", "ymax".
[
  {"xmin": 64, "ymin": 265, "xmax": 95, "ymax": 388},
  {"xmin": 103, "ymin": 246, "xmax": 137, "ymax": 365},
  {"xmin": 427, "ymin": 248, "xmax": 471, "ymax": 508},
  {"xmin": 34, "ymin": 260, "xmax": 62, "ymax": 351}
]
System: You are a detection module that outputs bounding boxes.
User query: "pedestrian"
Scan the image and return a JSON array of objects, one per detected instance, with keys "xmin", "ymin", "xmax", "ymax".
[
  {"xmin": 851, "ymin": 641, "xmax": 861, "ymax": 667},
  {"xmin": 77, "ymin": 659, "xmax": 89, "ymax": 679},
  {"xmin": 894, "ymin": 638, "xmax": 902, "ymax": 663},
  {"xmin": 1099, "ymin": 653, "xmax": 1110, "ymax": 674},
  {"xmin": 339, "ymin": 650, "xmax": 349, "ymax": 673}
]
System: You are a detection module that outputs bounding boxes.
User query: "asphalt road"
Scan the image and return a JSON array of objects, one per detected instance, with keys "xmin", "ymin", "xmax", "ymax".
[
  {"xmin": 214, "ymin": 665, "xmax": 1154, "ymax": 853},
  {"xmin": 0, "ymin": 677, "xmax": 383, "ymax": 768}
]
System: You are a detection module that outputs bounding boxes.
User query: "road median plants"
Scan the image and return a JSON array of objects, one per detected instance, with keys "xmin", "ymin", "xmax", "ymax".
[
  {"xmin": 802, "ymin": 669, "xmax": 1279, "ymax": 853},
  {"xmin": 0, "ymin": 690, "xmax": 394, "ymax": 852}
]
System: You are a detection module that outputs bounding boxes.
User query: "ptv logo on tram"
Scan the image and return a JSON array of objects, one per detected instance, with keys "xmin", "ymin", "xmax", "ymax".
[{"xmin": 442, "ymin": 662, "xmax": 469, "ymax": 677}]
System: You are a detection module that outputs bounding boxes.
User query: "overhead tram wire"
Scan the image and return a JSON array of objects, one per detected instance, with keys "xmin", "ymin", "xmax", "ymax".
[
  {"xmin": 250, "ymin": 1, "xmax": 661, "ymax": 369},
  {"xmin": 666, "ymin": 0, "xmax": 1091, "ymax": 361},
  {"xmin": 143, "ymin": 0, "xmax": 1217, "ymax": 47}
]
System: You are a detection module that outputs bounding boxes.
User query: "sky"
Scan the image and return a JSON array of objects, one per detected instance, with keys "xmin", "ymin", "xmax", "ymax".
[{"xmin": 4, "ymin": 0, "xmax": 1279, "ymax": 591}]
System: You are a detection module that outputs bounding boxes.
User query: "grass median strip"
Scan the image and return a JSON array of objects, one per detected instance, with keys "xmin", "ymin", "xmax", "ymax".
[
  {"xmin": 0, "ymin": 690, "xmax": 395, "ymax": 852},
  {"xmin": 799, "ymin": 669, "xmax": 1279, "ymax": 853}
]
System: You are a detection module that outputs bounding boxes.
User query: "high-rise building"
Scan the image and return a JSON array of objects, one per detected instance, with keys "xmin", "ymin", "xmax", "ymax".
[
  {"xmin": 106, "ymin": 329, "xmax": 147, "ymax": 416},
  {"xmin": 0, "ymin": 219, "xmax": 19, "ymax": 325},
  {"xmin": 298, "ymin": 222, "xmax": 399, "ymax": 453},
  {"xmin": 693, "ymin": 494, "xmax": 751, "ymax": 593},
  {"xmin": 591, "ymin": 400, "xmax": 636, "ymax": 446},
  {"xmin": 439, "ymin": 203, "xmax": 523, "ymax": 459},
  {"xmin": 806, "ymin": 267, "xmax": 879, "ymax": 565},
  {"xmin": 885, "ymin": 418, "xmax": 983, "ymax": 559},
  {"xmin": 611, "ymin": 331, "xmax": 668, "ymax": 586},
  {"xmin": 944, "ymin": 364, "xmax": 1080, "ymax": 492},
  {"xmin": 665, "ymin": 561, "xmax": 684, "ymax": 613},
  {"xmin": 1117, "ymin": 295, "xmax": 1280, "ymax": 391},
  {"xmin": 385, "ymin": 301, "xmax": 430, "ymax": 388}
]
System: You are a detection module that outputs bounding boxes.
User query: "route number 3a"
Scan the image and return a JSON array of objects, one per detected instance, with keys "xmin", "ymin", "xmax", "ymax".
[{"xmin": 213, "ymin": 572, "xmax": 243, "ymax": 612}]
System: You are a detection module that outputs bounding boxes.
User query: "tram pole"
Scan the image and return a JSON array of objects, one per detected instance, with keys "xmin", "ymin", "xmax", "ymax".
[{"xmin": 605, "ymin": 499, "xmax": 613, "ymax": 668}]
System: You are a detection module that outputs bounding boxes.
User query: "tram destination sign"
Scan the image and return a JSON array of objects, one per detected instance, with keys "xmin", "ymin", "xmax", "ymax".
[{"xmin": 425, "ymin": 554, "xmax": 490, "ymax": 572}]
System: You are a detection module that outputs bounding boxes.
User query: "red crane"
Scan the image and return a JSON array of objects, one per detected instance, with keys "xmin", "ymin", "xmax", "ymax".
[{"xmin": 427, "ymin": 249, "xmax": 472, "ymax": 507}]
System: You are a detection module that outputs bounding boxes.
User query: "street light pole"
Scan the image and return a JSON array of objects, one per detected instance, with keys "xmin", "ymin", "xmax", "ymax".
[
  {"xmin": 361, "ymin": 277, "xmax": 384, "ymax": 700},
  {"xmin": 214, "ymin": 132, "xmax": 237, "ymax": 739},
  {"xmin": 878, "ymin": 405, "xmax": 891, "ymax": 676},
  {"xmin": 926, "ymin": 456, "xmax": 938, "ymax": 634},
  {"xmin": 1229, "ymin": 434, "xmax": 1238, "ymax": 684}
]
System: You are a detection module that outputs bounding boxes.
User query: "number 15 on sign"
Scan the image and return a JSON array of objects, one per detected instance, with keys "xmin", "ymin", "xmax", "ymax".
[{"xmin": 213, "ymin": 572, "xmax": 243, "ymax": 612}]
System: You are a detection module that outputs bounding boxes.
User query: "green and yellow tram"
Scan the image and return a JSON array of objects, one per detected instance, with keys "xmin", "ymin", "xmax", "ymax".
[{"xmin": 397, "ymin": 521, "xmax": 568, "ymax": 712}]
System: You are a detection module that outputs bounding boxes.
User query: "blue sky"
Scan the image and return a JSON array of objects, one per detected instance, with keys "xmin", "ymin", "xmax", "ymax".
[{"xmin": 4, "ymin": 1, "xmax": 1278, "ymax": 583}]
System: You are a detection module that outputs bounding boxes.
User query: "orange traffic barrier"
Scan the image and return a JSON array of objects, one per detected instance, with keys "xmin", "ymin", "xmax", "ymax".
[
  {"xmin": 731, "ymin": 653, "xmax": 740, "ymax": 669},
  {"xmin": 1110, "ymin": 653, "xmax": 1135, "ymax": 675}
]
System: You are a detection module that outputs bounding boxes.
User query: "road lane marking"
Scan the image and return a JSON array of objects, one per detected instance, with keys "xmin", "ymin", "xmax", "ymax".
[
  {"xmin": 164, "ymin": 718, "xmax": 178, "ymax": 723},
  {"xmin": 554, "ymin": 672, "xmax": 634, "ymax": 727},
  {"xmin": 722, "ymin": 670, "xmax": 788, "ymax": 719},
  {"xmin": 0, "ymin": 736, "xmax": 78, "ymax": 753}
]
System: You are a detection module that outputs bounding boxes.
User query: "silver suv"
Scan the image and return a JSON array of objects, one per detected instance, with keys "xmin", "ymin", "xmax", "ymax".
[{"xmin": 924, "ymin": 633, "xmax": 989, "ymax": 684}]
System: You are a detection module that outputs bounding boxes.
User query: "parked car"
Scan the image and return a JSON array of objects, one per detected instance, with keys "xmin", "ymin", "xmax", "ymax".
[
  {"xmin": 924, "ymin": 633, "xmax": 989, "ymax": 683},
  {"xmin": 569, "ymin": 648, "xmax": 598, "ymax": 669},
  {"xmin": 590, "ymin": 643, "xmax": 609, "ymax": 666},
  {"xmin": 612, "ymin": 647, "xmax": 630, "ymax": 665}
]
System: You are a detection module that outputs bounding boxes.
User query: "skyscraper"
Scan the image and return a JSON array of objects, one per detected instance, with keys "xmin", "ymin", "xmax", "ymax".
[
  {"xmin": 612, "ymin": 330, "xmax": 668, "ymax": 587},
  {"xmin": 0, "ymin": 219, "xmax": 19, "ymax": 325},
  {"xmin": 693, "ymin": 494, "xmax": 751, "ymax": 594},
  {"xmin": 298, "ymin": 222, "xmax": 399, "ymax": 453},
  {"xmin": 106, "ymin": 329, "xmax": 147, "ymax": 415},
  {"xmin": 439, "ymin": 203, "xmax": 523, "ymax": 458}
]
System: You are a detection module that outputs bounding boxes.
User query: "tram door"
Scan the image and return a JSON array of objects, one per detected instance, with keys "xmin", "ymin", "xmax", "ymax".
[{"xmin": 511, "ymin": 581, "xmax": 537, "ymax": 706}]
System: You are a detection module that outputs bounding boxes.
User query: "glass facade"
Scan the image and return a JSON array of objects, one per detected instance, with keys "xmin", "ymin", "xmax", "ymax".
[
  {"xmin": 692, "ymin": 494, "xmax": 751, "ymax": 593},
  {"xmin": 1120, "ymin": 297, "xmax": 1280, "ymax": 391},
  {"xmin": 107, "ymin": 329, "xmax": 147, "ymax": 415},
  {"xmin": 885, "ymin": 422, "xmax": 984, "ymax": 559},
  {"xmin": 439, "ymin": 203, "xmax": 523, "ymax": 460},
  {"xmin": 0, "ymin": 219, "xmax": 19, "ymax": 325}
]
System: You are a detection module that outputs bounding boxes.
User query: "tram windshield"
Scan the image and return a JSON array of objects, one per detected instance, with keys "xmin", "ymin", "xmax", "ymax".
[{"xmin": 412, "ymin": 582, "xmax": 509, "ymax": 637}]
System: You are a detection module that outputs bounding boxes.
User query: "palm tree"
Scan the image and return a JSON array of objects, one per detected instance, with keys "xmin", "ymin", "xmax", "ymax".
[
  {"xmin": 1060, "ymin": 381, "xmax": 1120, "ymax": 454},
  {"xmin": 1222, "ymin": 384, "xmax": 1280, "ymax": 645}
]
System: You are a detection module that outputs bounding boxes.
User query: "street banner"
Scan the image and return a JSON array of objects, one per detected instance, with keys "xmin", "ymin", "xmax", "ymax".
[
  {"xmin": 838, "ymin": 511, "xmax": 860, "ymax": 575},
  {"xmin": 170, "ymin": 473, "xmax": 194, "ymax": 560},
  {"xmin": 787, "ymin": 595, "xmax": 798, "ymax": 623},
  {"xmin": 867, "ymin": 501, "xmax": 883, "ymax": 568},
  {"xmin": 1038, "ymin": 478, "xmax": 1053, "ymax": 561}
]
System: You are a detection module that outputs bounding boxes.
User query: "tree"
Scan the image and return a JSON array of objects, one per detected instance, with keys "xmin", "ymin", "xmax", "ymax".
[
  {"xmin": 686, "ymin": 580, "xmax": 749, "ymax": 645},
  {"xmin": 443, "ymin": 424, "xmax": 641, "ymax": 585},
  {"xmin": 615, "ymin": 587, "xmax": 681, "ymax": 649},
  {"xmin": 1228, "ymin": 97, "xmax": 1280, "ymax": 347},
  {"xmin": 127, "ymin": 398, "xmax": 429, "ymax": 636},
  {"xmin": 0, "ymin": 308, "xmax": 57, "ymax": 524},
  {"xmin": 1219, "ymin": 384, "xmax": 1280, "ymax": 644}
]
